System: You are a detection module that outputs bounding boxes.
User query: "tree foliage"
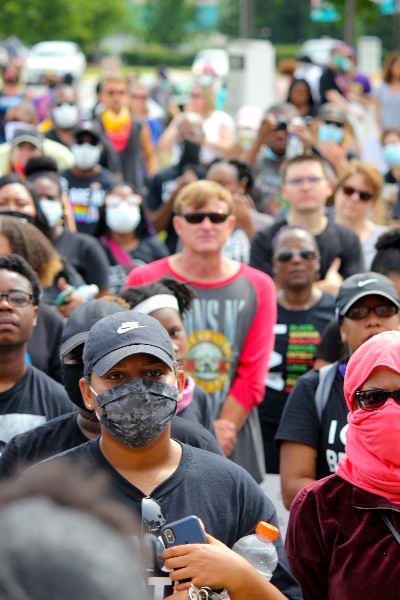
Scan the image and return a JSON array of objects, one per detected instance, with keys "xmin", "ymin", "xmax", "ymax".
[
  {"xmin": 0, "ymin": 0, "xmax": 126, "ymax": 51},
  {"xmin": 143, "ymin": 0, "xmax": 197, "ymax": 46},
  {"xmin": 219, "ymin": 0, "xmax": 389, "ymax": 48}
]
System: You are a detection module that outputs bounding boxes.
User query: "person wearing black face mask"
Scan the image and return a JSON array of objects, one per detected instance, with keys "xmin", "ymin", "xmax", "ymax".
[
  {"xmin": 145, "ymin": 112, "xmax": 206, "ymax": 253},
  {"xmin": 0, "ymin": 299, "xmax": 223, "ymax": 480},
  {"xmin": 32, "ymin": 309, "xmax": 301, "ymax": 600}
]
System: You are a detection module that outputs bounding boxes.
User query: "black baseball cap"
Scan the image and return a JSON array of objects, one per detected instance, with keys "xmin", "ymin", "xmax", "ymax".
[
  {"xmin": 60, "ymin": 299, "xmax": 128, "ymax": 358},
  {"xmin": 83, "ymin": 310, "xmax": 175, "ymax": 376},
  {"xmin": 336, "ymin": 272, "xmax": 400, "ymax": 317},
  {"xmin": 73, "ymin": 121, "xmax": 101, "ymax": 143}
]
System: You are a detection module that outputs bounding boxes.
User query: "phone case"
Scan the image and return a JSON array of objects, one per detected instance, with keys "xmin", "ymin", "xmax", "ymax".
[{"xmin": 160, "ymin": 515, "xmax": 207, "ymax": 547}]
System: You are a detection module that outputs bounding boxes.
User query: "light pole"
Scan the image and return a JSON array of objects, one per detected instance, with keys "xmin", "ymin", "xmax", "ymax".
[
  {"xmin": 343, "ymin": 0, "xmax": 357, "ymax": 45},
  {"xmin": 239, "ymin": 0, "xmax": 255, "ymax": 38}
]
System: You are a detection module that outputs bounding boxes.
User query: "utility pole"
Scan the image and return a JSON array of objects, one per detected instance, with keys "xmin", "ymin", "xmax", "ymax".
[
  {"xmin": 239, "ymin": 0, "xmax": 255, "ymax": 38},
  {"xmin": 343, "ymin": 0, "xmax": 357, "ymax": 46}
]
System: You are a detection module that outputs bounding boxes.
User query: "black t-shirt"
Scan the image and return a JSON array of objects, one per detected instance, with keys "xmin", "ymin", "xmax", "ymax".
[
  {"xmin": 314, "ymin": 318, "xmax": 346, "ymax": 363},
  {"xmin": 250, "ymin": 218, "xmax": 364, "ymax": 279},
  {"xmin": 0, "ymin": 365, "xmax": 72, "ymax": 455},
  {"xmin": 275, "ymin": 364, "xmax": 348, "ymax": 479},
  {"xmin": 36, "ymin": 440, "xmax": 302, "ymax": 600},
  {"xmin": 99, "ymin": 235, "xmax": 169, "ymax": 295},
  {"xmin": 179, "ymin": 383, "xmax": 215, "ymax": 435},
  {"xmin": 0, "ymin": 413, "xmax": 222, "ymax": 480},
  {"xmin": 259, "ymin": 292, "xmax": 335, "ymax": 473},
  {"xmin": 53, "ymin": 229, "xmax": 110, "ymax": 289},
  {"xmin": 145, "ymin": 164, "xmax": 181, "ymax": 253},
  {"xmin": 27, "ymin": 303, "xmax": 64, "ymax": 382},
  {"xmin": 60, "ymin": 167, "xmax": 120, "ymax": 234},
  {"xmin": 319, "ymin": 66, "xmax": 344, "ymax": 104}
]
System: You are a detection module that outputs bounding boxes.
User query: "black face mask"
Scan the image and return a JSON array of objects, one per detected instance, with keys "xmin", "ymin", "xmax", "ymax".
[
  {"xmin": 178, "ymin": 139, "xmax": 201, "ymax": 168},
  {"xmin": 61, "ymin": 363, "xmax": 90, "ymax": 411},
  {"xmin": 0, "ymin": 210, "xmax": 34, "ymax": 225}
]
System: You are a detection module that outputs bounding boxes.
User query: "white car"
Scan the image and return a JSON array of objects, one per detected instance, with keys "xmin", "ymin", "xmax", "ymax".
[
  {"xmin": 299, "ymin": 38, "xmax": 341, "ymax": 66},
  {"xmin": 192, "ymin": 49, "xmax": 229, "ymax": 78},
  {"xmin": 25, "ymin": 41, "xmax": 86, "ymax": 83}
]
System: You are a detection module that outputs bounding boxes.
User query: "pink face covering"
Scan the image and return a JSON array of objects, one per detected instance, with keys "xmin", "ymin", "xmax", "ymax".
[
  {"xmin": 177, "ymin": 375, "xmax": 195, "ymax": 413},
  {"xmin": 337, "ymin": 330, "xmax": 400, "ymax": 505}
]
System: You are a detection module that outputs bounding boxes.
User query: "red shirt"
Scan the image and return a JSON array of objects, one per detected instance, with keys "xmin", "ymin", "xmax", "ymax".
[{"xmin": 286, "ymin": 474, "xmax": 400, "ymax": 600}]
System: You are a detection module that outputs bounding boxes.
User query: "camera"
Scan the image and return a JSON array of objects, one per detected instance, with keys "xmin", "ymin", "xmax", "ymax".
[{"xmin": 276, "ymin": 115, "xmax": 289, "ymax": 131}]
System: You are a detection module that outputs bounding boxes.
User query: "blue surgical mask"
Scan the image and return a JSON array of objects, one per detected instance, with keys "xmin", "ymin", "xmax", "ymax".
[
  {"xmin": 263, "ymin": 146, "xmax": 284, "ymax": 161},
  {"xmin": 318, "ymin": 123, "xmax": 344, "ymax": 145},
  {"xmin": 383, "ymin": 143, "xmax": 400, "ymax": 167}
]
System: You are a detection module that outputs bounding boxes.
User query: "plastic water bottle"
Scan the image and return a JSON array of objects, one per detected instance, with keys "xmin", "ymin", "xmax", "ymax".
[
  {"xmin": 232, "ymin": 521, "xmax": 279, "ymax": 580},
  {"xmin": 286, "ymin": 117, "xmax": 304, "ymax": 159},
  {"xmin": 75, "ymin": 284, "xmax": 99, "ymax": 301}
]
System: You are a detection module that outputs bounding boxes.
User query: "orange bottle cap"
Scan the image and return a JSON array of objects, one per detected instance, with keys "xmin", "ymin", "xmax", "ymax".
[{"xmin": 256, "ymin": 521, "xmax": 280, "ymax": 540}]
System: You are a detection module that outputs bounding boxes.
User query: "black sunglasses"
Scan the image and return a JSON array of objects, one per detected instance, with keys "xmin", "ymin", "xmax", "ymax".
[
  {"xmin": 354, "ymin": 388, "xmax": 400, "ymax": 411},
  {"xmin": 181, "ymin": 211, "xmax": 230, "ymax": 224},
  {"xmin": 341, "ymin": 185, "xmax": 374, "ymax": 202},
  {"xmin": 141, "ymin": 496, "xmax": 166, "ymax": 535},
  {"xmin": 273, "ymin": 248, "xmax": 318, "ymax": 263},
  {"xmin": 345, "ymin": 304, "xmax": 398, "ymax": 320}
]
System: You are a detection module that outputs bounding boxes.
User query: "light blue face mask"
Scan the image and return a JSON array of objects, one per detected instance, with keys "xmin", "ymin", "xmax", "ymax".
[
  {"xmin": 318, "ymin": 123, "xmax": 344, "ymax": 145},
  {"xmin": 263, "ymin": 146, "xmax": 285, "ymax": 161},
  {"xmin": 383, "ymin": 143, "xmax": 400, "ymax": 167}
]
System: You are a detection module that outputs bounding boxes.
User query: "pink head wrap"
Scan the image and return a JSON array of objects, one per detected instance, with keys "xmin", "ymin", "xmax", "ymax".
[{"xmin": 337, "ymin": 330, "xmax": 400, "ymax": 505}]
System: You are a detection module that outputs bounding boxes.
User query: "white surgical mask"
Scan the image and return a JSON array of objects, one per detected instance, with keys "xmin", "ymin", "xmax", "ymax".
[
  {"xmin": 106, "ymin": 202, "xmax": 141, "ymax": 234},
  {"xmin": 39, "ymin": 199, "xmax": 63, "ymax": 227},
  {"xmin": 71, "ymin": 143, "xmax": 101, "ymax": 170},
  {"xmin": 52, "ymin": 103, "xmax": 79, "ymax": 129}
]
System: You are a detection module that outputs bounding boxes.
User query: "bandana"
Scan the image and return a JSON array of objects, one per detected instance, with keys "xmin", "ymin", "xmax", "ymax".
[
  {"xmin": 337, "ymin": 330, "xmax": 400, "ymax": 506},
  {"xmin": 102, "ymin": 107, "xmax": 132, "ymax": 152}
]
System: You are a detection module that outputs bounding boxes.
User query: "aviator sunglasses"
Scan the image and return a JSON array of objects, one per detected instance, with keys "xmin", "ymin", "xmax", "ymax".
[
  {"xmin": 181, "ymin": 211, "xmax": 230, "ymax": 224},
  {"xmin": 341, "ymin": 185, "xmax": 374, "ymax": 202},
  {"xmin": 273, "ymin": 248, "xmax": 318, "ymax": 263},
  {"xmin": 141, "ymin": 496, "xmax": 166, "ymax": 535},
  {"xmin": 354, "ymin": 388, "xmax": 400, "ymax": 411}
]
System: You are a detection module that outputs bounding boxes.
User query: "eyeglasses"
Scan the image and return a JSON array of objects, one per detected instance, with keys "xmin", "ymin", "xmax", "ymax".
[
  {"xmin": 106, "ymin": 194, "xmax": 141, "ymax": 207},
  {"xmin": 286, "ymin": 176, "xmax": 325, "ymax": 186},
  {"xmin": 324, "ymin": 120, "xmax": 344, "ymax": 128},
  {"xmin": 104, "ymin": 89, "xmax": 126, "ymax": 95},
  {"xmin": 354, "ymin": 388, "xmax": 400, "ymax": 411},
  {"xmin": 0, "ymin": 290, "xmax": 34, "ymax": 308},
  {"xmin": 131, "ymin": 94, "xmax": 148, "ymax": 100},
  {"xmin": 273, "ymin": 248, "xmax": 318, "ymax": 262},
  {"xmin": 345, "ymin": 304, "xmax": 398, "ymax": 320},
  {"xmin": 341, "ymin": 185, "xmax": 374, "ymax": 202},
  {"xmin": 141, "ymin": 496, "xmax": 166, "ymax": 535},
  {"xmin": 181, "ymin": 211, "xmax": 230, "ymax": 224}
]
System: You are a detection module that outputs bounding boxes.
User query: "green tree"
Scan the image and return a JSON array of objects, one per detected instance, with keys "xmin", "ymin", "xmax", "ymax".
[
  {"xmin": 143, "ymin": 0, "xmax": 197, "ymax": 46},
  {"xmin": 0, "ymin": 0, "xmax": 126, "ymax": 51}
]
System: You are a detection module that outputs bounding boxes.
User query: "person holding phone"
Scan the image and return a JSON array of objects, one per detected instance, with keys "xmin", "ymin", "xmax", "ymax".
[{"xmin": 35, "ymin": 310, "xmax": 302, "ymax": 600}]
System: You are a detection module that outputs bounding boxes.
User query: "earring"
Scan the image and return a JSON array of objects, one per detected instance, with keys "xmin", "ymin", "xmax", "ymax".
[{"xmin": 87, "ymin": 404, "xmax": 92, "ymax": 408}]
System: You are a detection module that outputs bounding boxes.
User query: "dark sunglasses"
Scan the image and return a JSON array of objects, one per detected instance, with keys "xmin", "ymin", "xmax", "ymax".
[
  {"xmin": 354, "ymin": 388, "xmax": 400, "ymax": 411},
  {"xmin": 345, "ymin": 304, "xmax": 398, "ymax": 320},
  {"xmin": 181, "ymin": 212, "xmax": 230, "ymax": 224},
  {"xmin": 273, "ymin": 248, "xmax": 318, "ymax": 263},
  {"xmin": 324, "ymin": 120, "xmax": 345, "ymax": 128},
  {"xmin": 141, "ymin": 496, "xmax": 166, "ymax": 535},
  {"xmin": 341, "ymin": 185, "xmax": 375, "ymax": 202},
  {"xmin": 76, "ymin": 138, "xmax": 98, "ymax": 147}
]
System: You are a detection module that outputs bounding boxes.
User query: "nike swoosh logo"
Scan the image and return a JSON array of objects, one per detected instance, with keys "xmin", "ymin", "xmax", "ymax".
[
  {"xmin": 357, "ymin": 278, "xmax": 378, "ymax": 287},
  {"xmin": 117, "ymin": 322, "xmax": 146, "ymax": 334}
]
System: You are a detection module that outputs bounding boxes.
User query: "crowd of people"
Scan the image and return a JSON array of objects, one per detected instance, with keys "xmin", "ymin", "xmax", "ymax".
[{"xmin": 0, "ymin": 39, "xmax": 399, "ymax": 599}]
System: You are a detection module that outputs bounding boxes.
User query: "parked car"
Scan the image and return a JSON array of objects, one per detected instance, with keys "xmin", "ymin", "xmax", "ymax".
[
  {"xmin": 191, "ymin": 48, "xmax": 229, "ymax": 78},
  {"xmin": 25, "ymin": 41, "xmax": 86, "ymax": 83},
  {"xmin": 298, "ymin": 38, "xmax": 340, "ymax": 66}
]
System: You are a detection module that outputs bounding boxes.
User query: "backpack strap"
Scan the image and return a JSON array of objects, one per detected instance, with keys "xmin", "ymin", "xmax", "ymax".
[{"xmin": 315, "ymin": 361, "xmax": 339, "ymax": 422}]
